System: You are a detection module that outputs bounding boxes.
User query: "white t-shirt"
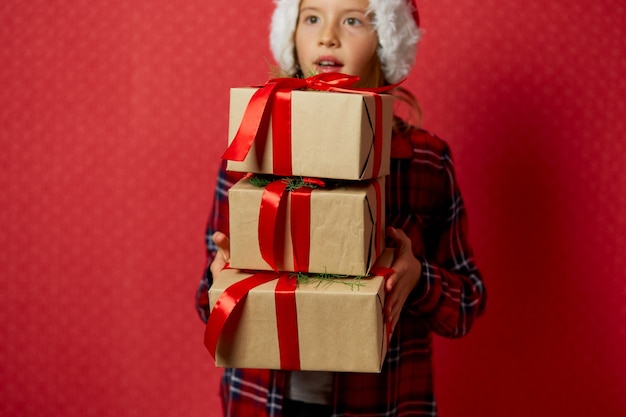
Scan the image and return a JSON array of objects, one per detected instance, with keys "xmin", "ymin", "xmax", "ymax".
[{"xmin": 285, "ymin": 371, "xmax": 333, "ymax": 405}]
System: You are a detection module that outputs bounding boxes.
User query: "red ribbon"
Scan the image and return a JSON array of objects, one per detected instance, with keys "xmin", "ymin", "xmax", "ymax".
[
  {"xmin": 373, "ymin": 179, "xmax": 383, "ymax": 259},
  {"xmin": 258, "ymin": 178, "xmax": 324, "ymax": 272},
  {"xmin": 223, "ymin": 73, "xmax": 399, "ymax": 177},
  {"xmin": 272, "ymin": 89, "xmax": 294, "ymax": 175},
  {"xmin": 205, "ymin": 271, "xmax": 301, "ymax": 370},
  {"xmin": 290, "ymin": 187, "xmax": 313, "ymax": 272},
  {"xmin": 259, "ymin": 180, "xmax": 290, "ymax": 271},
  {"xmin": 204, "ymin": 271, "xmax": 279, "ymax": 359},
  {"xmin": 275, "ymin": 274, "xmax": 301, "ymax": 369}
]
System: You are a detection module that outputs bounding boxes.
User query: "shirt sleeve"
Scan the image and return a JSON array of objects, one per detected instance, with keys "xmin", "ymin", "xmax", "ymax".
[
  {"xmin": 403, "ymin": 134, "xmax": 487, "ymax": 338},
  {"xmin": 195, "ymin": 162, "xmax": 244, "ymax": 323}
]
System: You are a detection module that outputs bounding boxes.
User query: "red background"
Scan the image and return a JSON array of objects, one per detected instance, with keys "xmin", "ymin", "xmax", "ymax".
[{"xmin": 1, "ymin": 0, "xmax": 625, "ymax": 416}]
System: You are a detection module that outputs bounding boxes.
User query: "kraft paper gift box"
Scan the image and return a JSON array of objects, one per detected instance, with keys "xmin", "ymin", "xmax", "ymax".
[
  {"xmin": 228, "ymin": 176, "xmax": 385, "ymax": 277},
  {"xmin": 225, "ymin": 87, "xmax": 393, "ymax": 180},
  {"xmin": 205, "ymin": 249, "xmax": 394, "ymax": 373}
]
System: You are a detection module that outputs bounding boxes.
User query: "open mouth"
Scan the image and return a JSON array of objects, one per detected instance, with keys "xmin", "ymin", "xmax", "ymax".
[{"xmin": 315, "ymin": 56, "xmax": 344, "ymax": 72}]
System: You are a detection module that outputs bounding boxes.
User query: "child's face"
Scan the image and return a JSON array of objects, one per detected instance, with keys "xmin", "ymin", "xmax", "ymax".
[{"xmin": 295, "ymin": 0, "xmax": 379, "ymax": 86}]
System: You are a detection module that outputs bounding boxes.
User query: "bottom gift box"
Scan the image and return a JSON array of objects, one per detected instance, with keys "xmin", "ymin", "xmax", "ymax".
[{"xmin": 205, "ymin": 249, "xmax": 394, "ymax": 373}]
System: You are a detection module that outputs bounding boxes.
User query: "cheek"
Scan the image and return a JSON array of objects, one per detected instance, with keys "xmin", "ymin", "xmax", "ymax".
[
  {"xmin": 294, "ymin": 26, "xmax": 314, "ymax": 54},
  {"xmin": 353, "ymin": 44, "xmax": 379, "ymax": 73},
  {"xmin": 294, "ymin": 34, "xmax": 310, "ymax": 65},
  {"xmin": 351, "ymin": 45, "xmax": 381, "ymax": 87}
]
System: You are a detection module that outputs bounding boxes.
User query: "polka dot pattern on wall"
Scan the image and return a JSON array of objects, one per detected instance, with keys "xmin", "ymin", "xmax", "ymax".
[{"xmin": 1, "ymin": 0, "xmax": 625, "ymax": 416}]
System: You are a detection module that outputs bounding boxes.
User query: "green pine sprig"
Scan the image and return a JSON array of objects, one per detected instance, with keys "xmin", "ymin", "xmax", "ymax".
[
  {"xmin": 293, "ymin": 271, "xmax": 365, "ymax": 290},
  {"xmin": 247, "ymin": 175, "xmax": 322, "ymax": 191},
  {"xmin": 248, "ymin": 175, "xmax": 274, "ymax": 188}
]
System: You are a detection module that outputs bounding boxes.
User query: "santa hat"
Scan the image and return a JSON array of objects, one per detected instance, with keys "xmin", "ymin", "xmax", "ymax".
[{"xmin": 269, "ymin": 0, "xmax": 422, "ymax": 84}]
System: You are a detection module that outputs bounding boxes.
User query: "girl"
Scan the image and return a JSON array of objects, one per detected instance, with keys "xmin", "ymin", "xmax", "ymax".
[{"xmin": 196, "ymin": 0, "xmax": 487, "ymax": 416}]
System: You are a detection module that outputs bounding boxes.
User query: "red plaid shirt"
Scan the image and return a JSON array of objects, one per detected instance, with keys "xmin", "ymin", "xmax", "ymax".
[{"xmin": 196, "ymin": 126, "xmax": 487, "ymax": 417}]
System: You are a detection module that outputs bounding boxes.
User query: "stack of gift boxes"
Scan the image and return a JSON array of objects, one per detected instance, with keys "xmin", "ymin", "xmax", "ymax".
[{"xmin": 205, "ymin": 78, "xmax": 395, "ymax": 373}]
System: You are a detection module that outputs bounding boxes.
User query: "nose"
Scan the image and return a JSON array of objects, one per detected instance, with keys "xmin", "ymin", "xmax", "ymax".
[{"xmin": 318, "ymin": 23, "xmax": 339, "ymax": 47}]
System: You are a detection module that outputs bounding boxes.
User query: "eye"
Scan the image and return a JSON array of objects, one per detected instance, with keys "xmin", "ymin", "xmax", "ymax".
[
  {"xmin": 303, "ymin": 15, "xmax": 320, "ymax": 24},
  {"xmin": 344, "ymin": 17, "xmax": 362, "ymax": 26}
]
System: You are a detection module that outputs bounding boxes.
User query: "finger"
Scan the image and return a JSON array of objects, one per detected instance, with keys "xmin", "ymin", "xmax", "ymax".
[
  {"xmin": 387, "ymin": 300, "xmax": 400, "ymax": 331},
  {"xmin": 385, "ymin": 271, "xmax": 397, "ymax": 292},
  {"xmin": 385, "ymin": 276, "xmax": 409, "ymax": 329},
  {"xmin": 386, "ymin": 226, "xmax": 401, "ymax": 246},
  {"xmin": 391, "ymin": 313, "xmax": 400, "ymax": 334},
  {"xmin": 210, "ymin": 256, "xmax": 227, "ymax": 277},
  {"xmin": 212, "ymin": 231, "xmax": 231, "ymax": 260},
  {"xmin": 388, "ymin": 226, "xmax": 413, "ymax": 254},
  {"xmin": 212, "ymin": 231, "xmax": 229, "ymax": 249},
  {"xmin": 385, "ymin": 287, "xmax": 399, "ymax": 321}
]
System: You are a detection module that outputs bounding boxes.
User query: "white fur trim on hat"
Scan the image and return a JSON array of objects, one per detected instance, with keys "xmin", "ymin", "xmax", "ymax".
[{"xmin": 269, "ymin": 0, "xmax": 422, "ymax": 84}]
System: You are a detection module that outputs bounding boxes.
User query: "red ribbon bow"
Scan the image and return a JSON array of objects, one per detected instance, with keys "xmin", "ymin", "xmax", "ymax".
[
  {"xmin": 223, "ymin": 73, "xmax": 398, "ymax": 177},
  {"xmin": 205, "ymin": 270, "xmax": 302, "ymax": 370}
]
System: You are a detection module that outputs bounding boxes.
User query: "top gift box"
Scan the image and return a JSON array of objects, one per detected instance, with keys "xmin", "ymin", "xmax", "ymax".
[{"xmin": 224, "ymin": 77, "xmax": 394, "ymax": 181}]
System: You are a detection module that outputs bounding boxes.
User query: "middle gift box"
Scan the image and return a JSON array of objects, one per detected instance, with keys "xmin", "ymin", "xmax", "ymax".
[{"xmin": 229, "ymin": 175, "xmax": 385, "ymax": 277}]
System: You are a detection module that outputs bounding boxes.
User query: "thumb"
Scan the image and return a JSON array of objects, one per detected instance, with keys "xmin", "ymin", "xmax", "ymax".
[
  {"xmin": 386, "ymin": 226, "xmax": 412, "ymax": 257},
  {"xmin": 212, "ymin": 231, "xmax": 231, "ymax": 261},
  {"xmin": 387, "ymin": 226, "xmax": 406, "ymax": 246}
]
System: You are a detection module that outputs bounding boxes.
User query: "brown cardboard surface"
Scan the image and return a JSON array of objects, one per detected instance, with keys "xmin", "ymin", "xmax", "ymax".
[
  {"xmin": 228, "ymin": 176, "xmax": 385, "ymax": 276},
  {"xmin": 208, "ymin": 249, "xmax": 394, "ymax": 372},
  {"xmin": 226, "ymin": 88, "xmax": 393, "ymax": 180}
]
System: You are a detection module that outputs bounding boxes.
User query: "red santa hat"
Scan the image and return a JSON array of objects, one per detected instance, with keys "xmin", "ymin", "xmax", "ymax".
[{"xmin": 269, "ymin": 0, "xmax": 422, "ymax": 84}]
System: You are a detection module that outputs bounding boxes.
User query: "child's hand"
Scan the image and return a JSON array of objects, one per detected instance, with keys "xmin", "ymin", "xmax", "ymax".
[
  {"xmin": 209, "ymin": 231, "xmax": 231, "ymax": 278},
  {"xmin": 385, "ymin": 226, "xmax": 422, "ymax": 332}
]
